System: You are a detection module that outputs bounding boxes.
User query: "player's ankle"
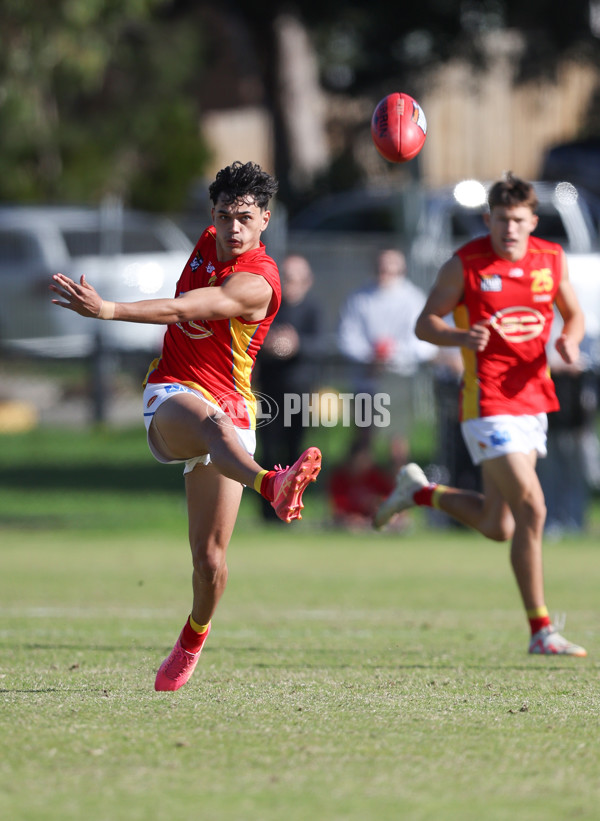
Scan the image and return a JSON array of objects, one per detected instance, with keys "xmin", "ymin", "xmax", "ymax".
[
  {"xmin": 254, "ymin": 469, "xmax": 276, "ymax": 501},
  {"xmin": 527, "ymin": 605, "xmax": 551, "ymax": 636},
  {"xmin": 180, "ymin": 616, "xmax": 211, "ymax": 653}
]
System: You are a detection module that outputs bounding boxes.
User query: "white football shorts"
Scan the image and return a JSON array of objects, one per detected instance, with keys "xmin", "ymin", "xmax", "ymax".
[
  {"xmin": 461, "ymin": 413, "xmax": 548, "ymax": 466},
  {"xmin": 142, "ymin": 382, "xmax": 256, "ymax": 474}
]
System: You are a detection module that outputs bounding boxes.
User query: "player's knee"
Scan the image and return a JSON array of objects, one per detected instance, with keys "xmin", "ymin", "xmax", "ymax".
[
  {"xmin": 482, "ymin": 512, "xmax": 515, "ymax": 542},
  {"xmin": 486, "ymin": 522, "xmax": 513, "ymax": 542},
  {"xmin": 516, "ymin": 493, "xmax": 547, "ymax": 531},
  {"xmin": 190, "ymin": 544, "xmax": 227, "ymax": 585}
]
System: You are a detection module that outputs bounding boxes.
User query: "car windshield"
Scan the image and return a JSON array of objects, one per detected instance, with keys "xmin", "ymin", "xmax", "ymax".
[
  {"xmin": 450, "ymin": 209, "xmax": 486, "ymax": 242},
  {"xmin": 62, "ymin": 228, "xmax": 169, "ymax": 257},
  {"xmin": 0, "ymin": 230, "xmax": 41, "ymax": 264}
]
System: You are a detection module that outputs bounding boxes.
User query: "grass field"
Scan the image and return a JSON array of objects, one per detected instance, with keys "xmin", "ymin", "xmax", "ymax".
[{"xmin": 1, "ymin": 427, "xmax": 599, "ymax": 821}]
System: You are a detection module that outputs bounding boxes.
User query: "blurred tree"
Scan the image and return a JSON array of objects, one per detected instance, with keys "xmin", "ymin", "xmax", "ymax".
[
  {"xmin": 237, "ymin": 0, "xmax": 598, "ymax": 96},
  {"xmin": 0, "ymin": 0, "xmax": 210, "ymax": 210},
  {"xmin": 1, "ymin": 0, "xmax": 597, "ymax": 209},
  {"xmin": 231, "ymin": 0, "xmax": 599, "ymax": 206}
]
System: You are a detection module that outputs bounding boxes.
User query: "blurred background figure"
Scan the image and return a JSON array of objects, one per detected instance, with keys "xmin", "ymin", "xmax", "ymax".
[
  {"xmin": 328, "ymin": 432, "xmax": 395, "ymax": 531},
  {"xmin": 537, "ymin": 326, "xmax": 600, "ymax": 536},
  {"xmin": 337, "ymin": 248, "xmax": 437, "ymax": 470},
  {"xmin": 428, "ymin": 345, "xmax": 481, "ymax": 528},
  {"xmin": 257, "ymin": 254, "xmax": 324, "ymax": 521}
]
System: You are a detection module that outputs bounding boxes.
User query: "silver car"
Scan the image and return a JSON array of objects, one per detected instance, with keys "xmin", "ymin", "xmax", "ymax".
[{"xmin": 0, "ymin": 204, "xmax": 193, "ymax": 357}]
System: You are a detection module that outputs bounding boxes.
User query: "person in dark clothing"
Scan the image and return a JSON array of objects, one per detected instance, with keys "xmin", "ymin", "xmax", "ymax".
[{"xmin": 258, "ymin": 254, "xmax": 324, "ymax": 519}]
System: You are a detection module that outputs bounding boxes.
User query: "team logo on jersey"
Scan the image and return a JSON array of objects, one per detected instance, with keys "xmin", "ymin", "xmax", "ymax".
[
  {"xmin": 509, "ymin": 268, "xmax": 524, "ymax": 278},
  {"xmin": 480, "ymin": 274, "xmax": 502, "ymax": 292},
  {"xmin": 206, "ymin": 261, "xmax": 217, "ymax": 286},
  {"xmin": 177, "ymin": 319, "xmax": 214, "ymax": 339},
  {"xmin": 190, "ymin": 252, "xmax": 203, "ymax": 272},
  {"xmin": 489, "ymin": 306, "xmax": 546, "ymax": 343}
]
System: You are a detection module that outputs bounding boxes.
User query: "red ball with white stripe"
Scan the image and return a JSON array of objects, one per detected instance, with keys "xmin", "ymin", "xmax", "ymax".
[{"xmin": 371, "ymin": 92, "xmax": 427, "ymax": 163}]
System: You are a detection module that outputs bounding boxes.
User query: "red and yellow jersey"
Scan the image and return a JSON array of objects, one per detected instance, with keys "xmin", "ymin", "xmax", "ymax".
[
  {"xmin": 146, "ymin": 226, "xmax": 281, "ymax": 429},
  {"xmin": 455, "ymin": 234, "xmax": 562, "ymax": 421}
]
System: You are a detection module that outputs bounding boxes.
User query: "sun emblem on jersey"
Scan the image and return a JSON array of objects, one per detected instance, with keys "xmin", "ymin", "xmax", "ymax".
[
  {"xmin": 177, "ymin": 320, "xmax": 214, "ymax": 339},
  {"xmin": 489, "ymin": 306, "xmax": 546, "ymax": 343}
]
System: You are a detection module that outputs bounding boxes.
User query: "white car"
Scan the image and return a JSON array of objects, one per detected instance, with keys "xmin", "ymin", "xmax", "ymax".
[
  {"xmin": 0, "ymin": 205, "xmax": 193, "ymax": 357},
  {"xmin": 408, "ymin": 180, "xmax": 599, "ymax": 291}
]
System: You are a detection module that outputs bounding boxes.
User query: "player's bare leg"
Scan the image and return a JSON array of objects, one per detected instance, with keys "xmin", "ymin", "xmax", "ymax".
[
  {"xmin": 150, "ymin": 392, "xmax": 321, "ymax": 524},
  {"xmin": 155, "ymin": 460, "xmax": 243, "ymax": 691},
  {"xmin": 374, "ymin": 461, "xmax": 514, "ymax": 541},
  {"xmin": 152, "ymin": 393, "xmax": 321, "ymax": 690},
  {"xmin": 483, "ymin": 452, "xmax": 547, "ymax": 610},
  {"xmin": 373, "ymin": 452, "xmax": 586, "ymax": 655},
  {"xmin": 433, "ymin": 477, "xmax": 515, "ymax": 543},
  {"xmin": 445, "ymin": 452, "xmax": 586, "ymax": 654},
  {"xmin": 149, "ymin": 392, "xmax": 264, "ymax": 486},
  {"xmin": 185, "ymin": 463, "xmax": 242, "ymax": 626}
]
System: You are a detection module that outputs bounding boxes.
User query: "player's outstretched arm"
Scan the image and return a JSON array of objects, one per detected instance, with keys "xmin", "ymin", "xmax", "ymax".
[
  {"xmin": 50, "ymin": 271, "xmax": 273, "ymax": 325},
  {"xmin": 51, "ymin": 273, "xmax": 175, "ymax": 323}
]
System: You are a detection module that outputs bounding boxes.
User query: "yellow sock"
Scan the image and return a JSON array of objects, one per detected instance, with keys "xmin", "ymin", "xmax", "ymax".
[
  {"xmin": 431, "ymin": 484, "xmax": 448, "ymax": 510},
  {"xmin": 526, "ymin": 606, "xmax": 549, "ymax": 619},
  {"xmin": 253, "ymin": 469, "xmax": 268, "ymax": 494},
  {"xmin": 189, "ymin": 615, "xmax": 210, "ymax": 634},
  {"xmin": 526, "ymin": 605, "xmax": 550, "ymax": 635}
]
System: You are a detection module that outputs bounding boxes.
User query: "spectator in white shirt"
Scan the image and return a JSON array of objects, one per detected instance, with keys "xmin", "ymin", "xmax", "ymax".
[{"xmin": 338, "ymin": 248, "xmax": 436, "ymax": 468}]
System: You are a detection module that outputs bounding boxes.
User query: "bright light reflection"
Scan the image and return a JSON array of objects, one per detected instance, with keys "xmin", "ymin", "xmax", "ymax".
[
  {"xmin": 122, "ymin": 261, "xmax": 164, "ymax": 294},
  {"xmin": 553, "ymin": 181, "xmax": 578, "ymax": 207},
  {"xmin": 453, "ymin": 179, "xmax": 488, "ymax": 208}
]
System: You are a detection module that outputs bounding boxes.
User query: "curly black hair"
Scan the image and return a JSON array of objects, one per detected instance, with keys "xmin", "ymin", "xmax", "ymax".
[{"xmin": 209, "ymin": 161, "xmax": 279, "ymax": 209}]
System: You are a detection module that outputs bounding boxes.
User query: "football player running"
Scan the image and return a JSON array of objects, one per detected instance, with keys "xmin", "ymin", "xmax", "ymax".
[{"xmin": 375, "ymin": 173, "xmax": 587, "ymax": 657}]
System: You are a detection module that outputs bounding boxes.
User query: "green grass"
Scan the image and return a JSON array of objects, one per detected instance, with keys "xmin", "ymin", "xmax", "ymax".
[{"xmin": 1, "ymin": 428, "xmax": 599, "ymax": 821}]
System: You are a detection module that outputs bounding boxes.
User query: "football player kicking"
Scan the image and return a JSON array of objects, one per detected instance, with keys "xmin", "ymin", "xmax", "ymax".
[
  {"xmin": 51, "ymin": 161, "xmax": 321, "ymax": 690},
  {"xmin": 375, "ymin": 173, "xmax": 587, "ymax": 657}
]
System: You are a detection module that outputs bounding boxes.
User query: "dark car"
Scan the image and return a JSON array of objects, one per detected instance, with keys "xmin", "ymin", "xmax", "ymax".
[
  {"xmin": 540, "ymin": 138, "xmax": 600, "ymax": 200},
  {"xmin": 289, "ymin": 188, "xmax": 421, "ymax": 236}
]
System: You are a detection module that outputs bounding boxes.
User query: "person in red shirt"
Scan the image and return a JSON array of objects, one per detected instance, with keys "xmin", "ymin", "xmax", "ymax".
[
  {"xmin": 375, "ymin": 173, "xmax": 587, "ymax": 657},
  {"xmin": 329, "ymin": 437, "xmax": 395, "ymax": 530},
  {"xmin": 51, "ymin": 161, "xmax": 321, "ymax": 690}
]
